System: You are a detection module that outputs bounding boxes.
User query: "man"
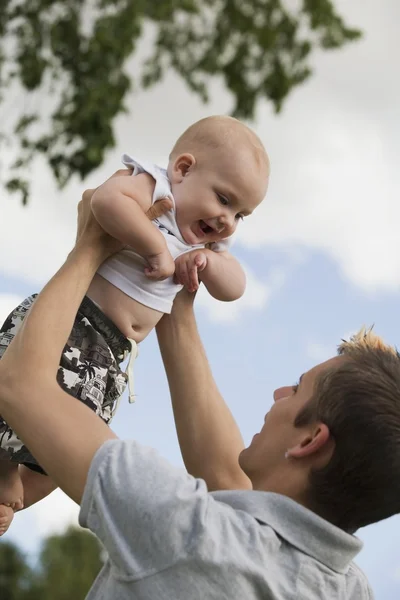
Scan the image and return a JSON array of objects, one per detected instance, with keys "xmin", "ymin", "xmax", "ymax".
[{"xmin": 1, "ymin": 173, "xmax": 398, "ymax": 598}]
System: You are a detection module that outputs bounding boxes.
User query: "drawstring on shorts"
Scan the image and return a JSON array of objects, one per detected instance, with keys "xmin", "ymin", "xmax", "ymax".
[
  {"xmin": 124, "ymin": 338, "xmax": 139, "ymax": 403},
  {"xmin": 110, "ymin": 338, "xmax": 139, "ymax": 418}
]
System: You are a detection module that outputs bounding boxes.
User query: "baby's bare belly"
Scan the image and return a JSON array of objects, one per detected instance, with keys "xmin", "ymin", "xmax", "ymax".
[{"xmin": 87, "ymin": 274, "xmax": 164, "ymax": 342}]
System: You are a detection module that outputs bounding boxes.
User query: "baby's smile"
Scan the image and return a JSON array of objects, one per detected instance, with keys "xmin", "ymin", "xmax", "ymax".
[{"xmin": 199, "ymin": 220, "xmax": 215, "ymax": 235}]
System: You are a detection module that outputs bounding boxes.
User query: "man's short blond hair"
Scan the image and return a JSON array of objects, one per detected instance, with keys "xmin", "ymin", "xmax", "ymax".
[
  {"xmin": 169, "ymin": 115, "xmax": 270, "ymax": 174},
  {"xmin": 338, "ymin": 326, "xmax": 398, "ymax": 358}
]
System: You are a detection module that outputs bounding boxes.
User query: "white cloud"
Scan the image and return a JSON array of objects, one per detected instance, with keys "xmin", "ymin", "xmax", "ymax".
[
  {"xmin": 196, "ymin": 265, "xmax": 283, "ymax": 323},
  {"xmin": 30, "ymin": 488, "xmax": 80, "ymax": 538},
  {"xmin": 240, "ymin": 110, "xmax": 400, "ymax": 292},
  {"xmin": 0, "ymin": 294, "xmax": 25, "ymax": 322},
  {"xmin": 236, "ymin": 1, "xmax": 400, "ymax": 293},
  {"xmin": 305, "ymin": 328, "xmax": 362, "ymax": 364},
  {"xmin": 305, "ymin": 341, "xmax": 333, "ymax": 364},
  {"xmin": 0, "ymin": 163, "xmax": 82, "ymax": 286}
]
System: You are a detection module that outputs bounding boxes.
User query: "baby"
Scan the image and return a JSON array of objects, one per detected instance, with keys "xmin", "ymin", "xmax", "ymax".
[{"xmin": 0, "ymin": 115, "xmax": 269, "ymax": 534}]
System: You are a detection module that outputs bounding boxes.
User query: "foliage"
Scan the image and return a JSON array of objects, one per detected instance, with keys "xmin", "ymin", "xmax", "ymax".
[
  {"xmin": 0, "ymin": 526, "xmax": 103, "ymax": 598},
  {"xmin": 0, "ymin": 541, "xmax": 35, "ymax": 600},
  {"xmin": 0, "ymin": 0, "xmax": 362, "ymax": 204}
]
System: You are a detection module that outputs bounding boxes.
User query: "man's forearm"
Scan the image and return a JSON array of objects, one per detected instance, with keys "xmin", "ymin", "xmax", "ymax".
[
  {"xmin": 0, "ymin": 246, "xmax": 116, "ymax": 504},
  {"xmin": 156, "ymin": 297, "xmax": 251, "ymax": 491},
  {"xmin": 201, "ymin": 251, "xmax": 246, "ymax": 301},
  {"xmin": 4, "ymin": 248, "xmax": 102, "ymax": 383}
]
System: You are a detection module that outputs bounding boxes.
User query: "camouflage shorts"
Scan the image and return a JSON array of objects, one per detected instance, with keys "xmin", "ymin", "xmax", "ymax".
[{"xmin": 0, "ymin": 294, "xmax": 130, "ymax": 473}]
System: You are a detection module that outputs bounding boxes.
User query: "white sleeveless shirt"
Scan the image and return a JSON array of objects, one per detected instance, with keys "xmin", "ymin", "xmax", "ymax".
[{"xmin": 97, "ymin": 155, "xmax": 233, "ymax": 314}]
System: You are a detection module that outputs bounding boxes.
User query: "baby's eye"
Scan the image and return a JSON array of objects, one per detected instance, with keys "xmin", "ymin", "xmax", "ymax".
[
  {"xmin": 236, "ymin": 214, "xmax": 244, "ymax": 221},
  {"xmin": 217, "ymin": 194, "xmax": 229, "ymax": 206}
]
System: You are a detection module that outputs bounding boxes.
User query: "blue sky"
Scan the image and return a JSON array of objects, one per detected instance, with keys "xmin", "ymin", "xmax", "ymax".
[{"xmin": 1, "ymin": 1, "xmax": 400, "ymax": 597}]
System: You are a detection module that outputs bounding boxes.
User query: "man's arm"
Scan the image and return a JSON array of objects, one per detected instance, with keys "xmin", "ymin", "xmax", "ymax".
[
  {"xmin": 0, "ymin": 241, "xmax": 117, "ymax": 505},
  {"xmin": 156, "ymin": 291, "xmax": 251, "ymax": 491},
  {"xmin": 0, "ymin": 174, "xmax": 171, "ymax": 505},
  {"xmin": 174, "ymin": 249, "xmax": 246, "ymax": 301}
]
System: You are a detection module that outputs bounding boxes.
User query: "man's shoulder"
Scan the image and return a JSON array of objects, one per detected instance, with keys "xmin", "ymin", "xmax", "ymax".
[
  {"xmin": 80, "ymin": 451, "xmax": 373, "ymax": 599},
  {"xmin": 209, "ymin": 491, "xmax": 374, "ymax": 597},
  {"xmin": 347, "ymin": 562, "xmax": 374, "ymax": 598}
]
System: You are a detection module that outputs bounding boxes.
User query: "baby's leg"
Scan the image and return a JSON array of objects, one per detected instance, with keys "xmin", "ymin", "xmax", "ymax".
[
  {"xmin": 0, "ymin": 459, "xmax": 23, "ymax": 509},
  {"xmin": 19, "ymin": 465, "xmax": 57, "ymax": 509},
  {"xmin": 0, "ymin": 457, "xmax": 23, "ymax": 536},
  {"xmin": 0, "ymin": 295, "xmax": 38, "ymax": 509},
  {"xmin": 0, "ymin": 467, "xmax": 57, "ymax": 537}
]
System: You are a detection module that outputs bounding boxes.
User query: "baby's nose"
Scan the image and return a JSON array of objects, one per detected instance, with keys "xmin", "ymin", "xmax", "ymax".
[
  {"xmin": 215, "ymin": 218, "xmax": 226, "ymax": 232},
  {"xmin": 220, "ymin": 213, "xmax": 235, "ymax": 231}
]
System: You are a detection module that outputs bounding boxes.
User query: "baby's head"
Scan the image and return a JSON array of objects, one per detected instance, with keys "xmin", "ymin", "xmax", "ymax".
[{"xmin": 167, "ymin": 115, "xmax": 269, "ymax": 246}]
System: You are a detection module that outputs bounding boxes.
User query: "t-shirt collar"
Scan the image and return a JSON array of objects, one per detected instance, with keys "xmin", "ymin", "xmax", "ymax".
[{"xmin": 211, "ymin": 490, "xmax": 363, "ymax": 573}]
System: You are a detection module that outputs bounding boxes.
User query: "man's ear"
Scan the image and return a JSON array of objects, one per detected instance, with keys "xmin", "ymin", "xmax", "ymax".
[
  {"xmin": 170, "ymin": 154, "xmax": 196, "ymax": 183},
  {"xmin": 286, "ymin": 423, "xmax": 332, "ymax": 460}
]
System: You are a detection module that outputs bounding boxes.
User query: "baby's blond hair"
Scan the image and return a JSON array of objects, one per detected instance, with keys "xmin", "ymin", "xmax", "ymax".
[{"xmin": 169, "ymin": 115, "xmax": 270, "ymax": 174}]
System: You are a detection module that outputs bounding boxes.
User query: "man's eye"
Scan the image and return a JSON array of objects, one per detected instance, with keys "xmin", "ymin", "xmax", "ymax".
[
  {"xmin": 217, "ymin": 194, "xmax": 229, "ymax": 206},
  {"xmin": 292, "ymin": 381, "xmax": 299, "ymax": 393}
]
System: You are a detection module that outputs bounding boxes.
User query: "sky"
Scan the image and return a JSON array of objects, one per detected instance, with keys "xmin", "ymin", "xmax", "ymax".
[{"xmin": 0, "ymin": 1, "xmax": 400, "ymax": 597}]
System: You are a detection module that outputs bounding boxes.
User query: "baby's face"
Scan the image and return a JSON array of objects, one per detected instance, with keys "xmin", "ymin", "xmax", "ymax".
[{"xmin": 171, "ymin": 146, "xmax": 268, "ymax": 246}]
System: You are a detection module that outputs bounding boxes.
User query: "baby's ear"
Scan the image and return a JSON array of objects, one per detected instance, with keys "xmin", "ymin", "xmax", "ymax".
[{"xmin": 171, "ymin": 153, "xmax": 196, "ymax": 182}]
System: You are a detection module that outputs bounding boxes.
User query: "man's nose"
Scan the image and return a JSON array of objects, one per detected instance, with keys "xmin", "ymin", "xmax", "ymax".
[{"xmin": 273, "ymin": 386, "xmax": 293, "ymax": 402}]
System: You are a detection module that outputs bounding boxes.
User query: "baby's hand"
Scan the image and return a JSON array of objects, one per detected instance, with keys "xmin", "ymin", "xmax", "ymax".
[
  {"xmin": 144, "ymin": 249, "xmax": 175, "ymax": 281},
  {"xmin": 174, "ymin": 250, "xmax": 208, "ymax": 293}
]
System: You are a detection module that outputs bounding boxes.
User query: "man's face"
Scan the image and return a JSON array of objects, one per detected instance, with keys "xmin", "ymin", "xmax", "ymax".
[
  {"xmin": 239, "ymin": 356, "xmax": 342, "ymax": 488},
  {"xmin": 171, "ymin": 146, "xmax": 268, "ymax": 246}
]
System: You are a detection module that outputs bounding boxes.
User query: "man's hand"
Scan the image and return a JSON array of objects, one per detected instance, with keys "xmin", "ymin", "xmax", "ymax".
[
  {"xmin": 75, "ymin": 169, "xmax": 172, "ymax": 262},
  {"xmin": 174, "ymin": 250, "xmax": 208, "ymax": 293}
]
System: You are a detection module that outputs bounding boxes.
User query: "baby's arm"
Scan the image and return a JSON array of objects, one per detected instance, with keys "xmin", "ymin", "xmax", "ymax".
[
  {"xmin": 91, "ymin": 173, "xmax": 174, "ymax": 280},
  {"xmin": 175, "ymin": 249, "xmax": 246, "ymax": 301}
]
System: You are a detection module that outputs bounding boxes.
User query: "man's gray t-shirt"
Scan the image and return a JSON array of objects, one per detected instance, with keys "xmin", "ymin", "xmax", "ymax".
[{"xmin": 79, "ymin": 440, "xmax": 373, "ymax": 599}]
